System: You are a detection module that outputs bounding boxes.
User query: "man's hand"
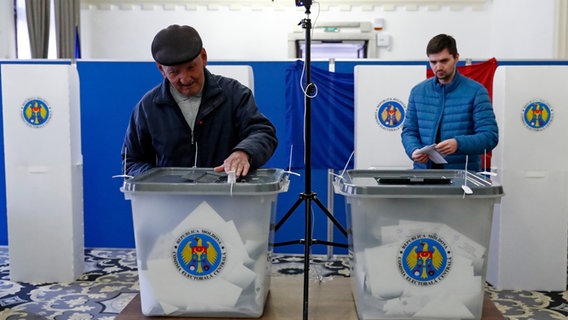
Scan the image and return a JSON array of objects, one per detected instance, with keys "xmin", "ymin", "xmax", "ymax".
[
  {"xmin": 411, "ymin": 149, "xmax": 430, "ymax": 163},
  {"xmin": 213, "ymin": 150, "xmax": 251, "ymax": 177},
  {"xmin": 435, "ymin": 138, "xmax": 458, "ymax": 156}
]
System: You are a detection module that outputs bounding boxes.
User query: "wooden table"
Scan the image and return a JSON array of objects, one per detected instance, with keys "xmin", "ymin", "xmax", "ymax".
[{"xmin": 117, "ymin": 276, "xmax": 504, "ymax": 320}]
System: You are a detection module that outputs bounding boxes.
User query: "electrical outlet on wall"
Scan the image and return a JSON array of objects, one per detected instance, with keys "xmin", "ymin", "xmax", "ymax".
[{"xmin": 377, "ymin": 33, "xmax": 391, "ymax": 48}]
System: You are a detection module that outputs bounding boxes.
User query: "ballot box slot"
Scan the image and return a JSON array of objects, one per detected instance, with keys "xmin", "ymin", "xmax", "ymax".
[{"xmin": 375, "ymin": 176, "xmax": 452, "ymax": 185}]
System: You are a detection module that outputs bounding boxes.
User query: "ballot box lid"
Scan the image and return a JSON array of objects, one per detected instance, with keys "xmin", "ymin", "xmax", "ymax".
[
  {"xmin": 334, "ymin": 169, "xmax": 504, "ymax": 198},
  {"xmin": 121, "ymin": 167, "xmax": 289, "ymax": 195}
]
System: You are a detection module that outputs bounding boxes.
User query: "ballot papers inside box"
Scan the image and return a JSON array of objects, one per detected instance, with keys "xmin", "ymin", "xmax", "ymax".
[
  {"xmin": 334, "ymin": 169, "xmax": 503, "ymax": 320},
  {"xmin": 121, "ymin": 168, "xmax": 289, "ymax": 317}
]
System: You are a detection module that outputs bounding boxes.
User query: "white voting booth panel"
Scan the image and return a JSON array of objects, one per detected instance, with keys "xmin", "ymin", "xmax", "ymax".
[
  {"xmin": 486, "ymin": 66, "xmax": 568, "ymax": 290},
  {"xmin": 208, "ymin": 65, "xmax": 254, "ymax": 93},
  {"xmin": 1, "ymin": 64, "xmax": 83, "ymax": 282},
  {"xmin": 354, "ymin": 65, "xmax": 424, "ymax": 169}
]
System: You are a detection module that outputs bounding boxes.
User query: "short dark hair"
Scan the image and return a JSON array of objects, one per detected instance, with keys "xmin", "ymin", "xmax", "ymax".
[{"xmin": 426, "ymin": 34, "xmax": 458, "ymax": 56}]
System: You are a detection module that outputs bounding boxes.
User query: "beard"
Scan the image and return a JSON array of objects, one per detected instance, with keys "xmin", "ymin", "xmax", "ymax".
[
  {"xmin": 436, "ymin": 68, "xmax": 455, "ymax": 83},
  {"xmin": 436, "ymin": 71, "xmax": 448, "ymax": 80}
]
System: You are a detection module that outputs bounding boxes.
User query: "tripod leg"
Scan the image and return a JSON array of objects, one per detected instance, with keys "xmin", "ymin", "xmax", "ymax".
[
  {"xmin": 312, "ymin": 196, "xmax": 348, "ymax": 237},
  {"xmin": 303, "ymin": 197, "xmax": 312, "ymax": 320},
  {"xmin": 275, "ymin": 195, "xmax": 305, "ymax": 231}
]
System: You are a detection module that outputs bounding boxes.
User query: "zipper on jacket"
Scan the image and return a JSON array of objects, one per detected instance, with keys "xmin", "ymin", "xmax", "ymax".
[
  {"xmin": 435, "ymin": 85, "xmax": 446, "ymax": 144},
  {"xmin": 191, "ymin": 128, "xmax": 198, "ymax": 168}
]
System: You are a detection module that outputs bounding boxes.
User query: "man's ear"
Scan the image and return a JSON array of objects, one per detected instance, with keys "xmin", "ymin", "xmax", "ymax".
[
  {"xmin": 200, "ymin": 48, "xmax": 208, "ymax": 67},
  {"xmin": 156, "ymin": 62, "xmax": 166, "ymax": 76}
]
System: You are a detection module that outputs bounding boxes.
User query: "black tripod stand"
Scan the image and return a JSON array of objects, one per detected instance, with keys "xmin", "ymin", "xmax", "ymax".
[{"xmin": 274, "ymin": 2, "xmax": 348, "ymax": 319}]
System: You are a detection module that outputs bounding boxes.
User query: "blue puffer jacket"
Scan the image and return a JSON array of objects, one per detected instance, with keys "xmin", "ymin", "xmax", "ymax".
[
  {"xmin": 401, "ymin": 71, "xmax": 498, "ymax": 171},
  {"xmin": 122, "ymin": 68, "xmax": 278, "ymax": 176}
]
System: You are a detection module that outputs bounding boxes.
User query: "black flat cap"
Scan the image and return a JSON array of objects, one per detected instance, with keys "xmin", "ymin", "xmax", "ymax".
[{"xmin": 151, "ymin": 25, "xmax": 203, "ymax": 66}]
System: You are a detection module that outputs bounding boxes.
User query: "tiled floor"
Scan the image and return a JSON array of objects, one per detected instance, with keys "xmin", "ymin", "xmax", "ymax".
[{"xmin": 0, "ymin": 247, "xmax": 567, "ymax": 319}]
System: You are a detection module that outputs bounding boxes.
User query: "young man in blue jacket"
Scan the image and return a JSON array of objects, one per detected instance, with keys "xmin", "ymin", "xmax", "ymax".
[
  {"xmin": 122, "ymin": 25, "xmax": 278, "ymax": 177},
  {"xmin": 401, "ymin": 34, "xmax": 498, "ymax": 171}
]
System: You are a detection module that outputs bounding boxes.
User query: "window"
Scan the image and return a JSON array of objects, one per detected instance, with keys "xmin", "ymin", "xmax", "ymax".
[
  {"xmin": 288, "ymin": 21, "xmax": 377, "ymax": 59},
  {"xmin": 297, "ymin": 40, "xmax": 368, "ymax": 59},
  {"xmin": 15, "ymin": 0, "xmax": 57, "ymax": 59}
]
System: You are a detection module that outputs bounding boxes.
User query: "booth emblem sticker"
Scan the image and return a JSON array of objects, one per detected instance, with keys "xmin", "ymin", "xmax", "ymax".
[
  {"xmin": 375, "ymin": 98, "xmax": 406, "ymax": 131},
  {"xmin": 21, "ymin": 98, "xmax": 52, "ymax": 128},
  {"xmin": 522, "ymin": 100, "xmax": 553, "ymax": 131},
  {"xmin": 397, "ymin": 233, "xmax": 452, "ymax": 286},
  {"xmin": 173, "ymin": 228, "xmax": 227, "ymax": 280}
]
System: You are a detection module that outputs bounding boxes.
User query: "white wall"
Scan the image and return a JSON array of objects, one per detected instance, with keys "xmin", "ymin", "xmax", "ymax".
[
  {"xmin": 489, "ymin": 0, "xmax": 556, "ymax": 59},
  {"xmin": 77, "ymin": 0, "xmax": 557, "ymax": 61},
  {"xmin": 0, "ymin": 0, "xmax": 558, "ymax": 60}
]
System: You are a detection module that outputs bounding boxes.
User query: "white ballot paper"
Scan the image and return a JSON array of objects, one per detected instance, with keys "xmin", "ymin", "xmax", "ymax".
[
  {"xmin": 361, "ymin": 220, "xmax": 485, "ymax": 318},
  {"xmin": 139, "ymin": 201, "xmax": 265, "ymax": 316},
  {"xmin": 381, "ymin": 220, "xmax": 487, "ymax": 274},
  {"xmin": 416, "ymin": 144, "xmax": 447, "ymax": 164}
]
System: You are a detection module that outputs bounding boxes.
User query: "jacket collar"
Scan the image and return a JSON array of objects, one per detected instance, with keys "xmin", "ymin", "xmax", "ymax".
[
  {"xmin": 154, "ymin": 68, "xmax": 221, "ymax": 106},
  {"xmin": 433, "ymin": 69, "xmax": 462, "ymax": 92}
]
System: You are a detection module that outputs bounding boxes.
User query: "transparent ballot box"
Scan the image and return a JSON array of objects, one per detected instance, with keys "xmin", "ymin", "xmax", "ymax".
[
  {"xmin": 334, "ymin": 169, "xmax": 504, "ymax": 320},
  {"xmin": 121, "ymin": 168, "xmax": 289, "ymax": 317}
]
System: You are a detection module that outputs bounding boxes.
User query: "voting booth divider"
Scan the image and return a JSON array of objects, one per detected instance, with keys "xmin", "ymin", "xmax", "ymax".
[
  {"xmin": 1, "ymin": 63, "xmax": 84, "ymax": 283},
  {"xmin": 353, "ymin": 65, "xmax": 422, "ymax": 170},
  {"xmin": 207, "ymin": 65, "xmax": 255, "ymax": 93},
  {"xmin": 486, "ymin": 65, "xmax": 568, "ymax": 291}
]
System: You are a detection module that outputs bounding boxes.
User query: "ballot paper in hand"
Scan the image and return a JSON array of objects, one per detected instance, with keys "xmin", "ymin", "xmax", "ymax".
[{"xmin": 416, "ymin": 144, "xmax": 447, "ymax": 164}]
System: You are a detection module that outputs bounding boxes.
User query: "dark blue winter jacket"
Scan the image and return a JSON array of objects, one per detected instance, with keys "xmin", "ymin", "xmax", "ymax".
[{"xmin": 122, "ymin": 68, "xmax": 278, "ymax": 176}]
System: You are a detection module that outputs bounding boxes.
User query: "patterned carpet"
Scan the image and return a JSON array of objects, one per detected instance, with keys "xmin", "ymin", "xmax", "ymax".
[{"xmin": 1, "ymin": 247, "xmax": 568, "ymax": 319}]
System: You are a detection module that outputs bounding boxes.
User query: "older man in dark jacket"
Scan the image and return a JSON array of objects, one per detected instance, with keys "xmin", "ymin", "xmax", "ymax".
[{"xmin": 122, "ymin": 25, "xmax": 277, "ymax": 177}]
